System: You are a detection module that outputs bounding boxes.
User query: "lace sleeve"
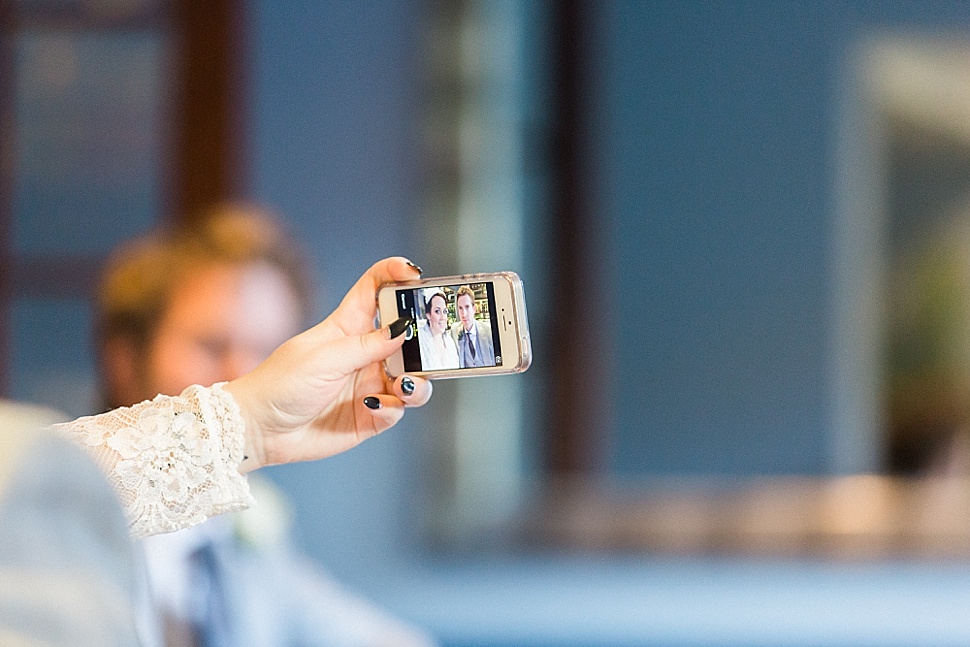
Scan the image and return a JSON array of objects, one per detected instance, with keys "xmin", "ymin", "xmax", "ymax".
[{"xmin": 53, "ymin": 383, "xmax": 255, "ymax": 538}]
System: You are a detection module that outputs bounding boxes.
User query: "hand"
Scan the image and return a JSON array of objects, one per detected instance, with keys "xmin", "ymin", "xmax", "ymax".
[{"xmin": 225, "ymin": 257, "xmax": 432, "ymax": 471}]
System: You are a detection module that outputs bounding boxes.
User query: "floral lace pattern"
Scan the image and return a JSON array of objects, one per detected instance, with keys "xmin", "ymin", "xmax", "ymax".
[{"xmin": 54, "ymin": 383, "xmax": 254, "ymax": 538}]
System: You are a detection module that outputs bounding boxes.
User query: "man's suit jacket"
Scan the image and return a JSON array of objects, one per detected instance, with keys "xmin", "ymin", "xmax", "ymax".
[{"xmin": 450, "ymin": 320, "xmax": 496, "ymax": 367}]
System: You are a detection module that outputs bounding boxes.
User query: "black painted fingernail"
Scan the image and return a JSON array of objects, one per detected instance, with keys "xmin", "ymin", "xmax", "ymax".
[
  {"xmin": 389, "ymin": 316, "xmax": 412, "ymax": 339},
  {"xmin": 363, "ymin": 396, "xmax": 381, "ymax": 410},
  {"xmin": 405, "ymin": 260, "xmax": 423, "ymax": 275},
  {"xmin": 401, "ymin": 376, "xmax": 416, "ymax": 396}
]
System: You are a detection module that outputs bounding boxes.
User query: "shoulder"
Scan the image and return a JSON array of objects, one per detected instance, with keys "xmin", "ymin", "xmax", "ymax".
[
  {"xmin": 0, "ymin": 428, "xmax": 139, "ymax": 645},
  {"xmin": 0, "ymin": 399, "xmax": 70, "ymax": 493},
  {"xmin": 0, "ymin": 399, "xmax": 67, "ymax": 432},
  {"xmin": 0, "ymin": 427, "xmax": 131, "ymax": 555}
]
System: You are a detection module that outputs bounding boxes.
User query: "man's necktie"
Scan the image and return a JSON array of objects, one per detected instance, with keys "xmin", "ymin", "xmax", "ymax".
[{"xmin": 188, "ymin": 541, "xmax": 234, "ymax": 647}]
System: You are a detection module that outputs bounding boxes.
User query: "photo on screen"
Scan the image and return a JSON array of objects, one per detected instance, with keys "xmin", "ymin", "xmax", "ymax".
[{"xmin": 396, "ymin": 282, "xmax": 502, "ymax": 372}]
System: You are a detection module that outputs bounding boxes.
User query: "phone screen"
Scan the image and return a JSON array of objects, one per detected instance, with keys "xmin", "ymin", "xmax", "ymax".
[{"xmin": 393, "ymin": 281, "xmax": 503, "ymax": 373}]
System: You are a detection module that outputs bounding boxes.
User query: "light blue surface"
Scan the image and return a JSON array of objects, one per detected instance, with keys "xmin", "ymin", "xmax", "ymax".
[{"xmin": 376, "ymin": 557, "xmax": 970, "ymax": 647}]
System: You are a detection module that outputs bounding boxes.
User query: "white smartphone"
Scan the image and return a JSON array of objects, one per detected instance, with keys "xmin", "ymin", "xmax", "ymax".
[{"xmin": 377, "ymin": 271, "xmax": 532, "ymax": 379}]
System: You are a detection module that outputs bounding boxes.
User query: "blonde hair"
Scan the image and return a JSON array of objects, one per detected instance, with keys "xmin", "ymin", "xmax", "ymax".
[{"xmin": 455, "ymin": 285, "xmax": 475, "ymax": 305}]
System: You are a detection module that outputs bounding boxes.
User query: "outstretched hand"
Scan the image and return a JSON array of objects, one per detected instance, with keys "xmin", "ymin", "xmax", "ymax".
[{"xmin": 225, "ymin": 257, "xmax": 432, "ymax": 471}]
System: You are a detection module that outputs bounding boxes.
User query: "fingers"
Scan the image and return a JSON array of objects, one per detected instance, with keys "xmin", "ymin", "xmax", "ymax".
[
  {"xmin": 367, "ymin": 256, "xmax": 424, "ymax": 286},
  {"xmin": 359, "ymin": 374, "xmax": 431, "ymax": 433},
  {"xmin": 360, "ymin": 394, "xmax": 406, "ymax": 432},
  {"xmin": 338, "ymin": 256, "xmax": 423, "ymax": 318},
  {"xmin": 393, "ymin": 374, "xmax": 432, "ymax": 407},
  {"xmin": 319, "ymin": 317, "xmax": 411, "ymax": 376}
]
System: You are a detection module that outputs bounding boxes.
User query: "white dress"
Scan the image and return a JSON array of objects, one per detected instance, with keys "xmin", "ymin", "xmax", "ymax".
[
  {"xmin": 417, "ymin": 319, "xmax": 460, "ymax": 370},
  {"xmin": 53, "ymin": 382, "xmax": 254, "ymax": 538}
]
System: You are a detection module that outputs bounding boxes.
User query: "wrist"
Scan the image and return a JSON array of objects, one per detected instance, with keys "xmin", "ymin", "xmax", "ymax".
[{"xmin": 223, "ymin": 378, "xmax": 266, "ymax": 473}]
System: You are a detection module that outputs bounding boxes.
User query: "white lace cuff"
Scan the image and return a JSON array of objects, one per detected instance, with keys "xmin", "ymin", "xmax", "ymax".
[{"xmin": 54, "ymin": 383, "xmax": 255, "ymax": 538}]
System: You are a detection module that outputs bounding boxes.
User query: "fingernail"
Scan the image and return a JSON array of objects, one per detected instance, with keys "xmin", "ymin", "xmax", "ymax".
[
  {"xmin": 363, "ymin": 396, "xmax": 381, "ymax": 410},
  {"xmin": 405, "ymin": 260, "xmax": 423, "ymax": 275},
  {"xmin": 401, "ymin": 376, "xmax": 416, "ymax": 396},
  {"xmin": 389, "ymin": 316, "xmax": 412, "ymax": 339}
]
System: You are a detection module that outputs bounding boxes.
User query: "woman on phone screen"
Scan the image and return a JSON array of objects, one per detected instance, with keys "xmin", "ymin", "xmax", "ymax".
[{"xmin": 417, "ymin": 291, "xmax": 460, "ymax": 370}]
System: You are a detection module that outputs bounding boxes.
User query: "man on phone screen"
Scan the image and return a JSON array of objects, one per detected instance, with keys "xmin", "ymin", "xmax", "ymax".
[{"xmin": 450, "ymin": 285, "xmax": 495, "ymax": 367}]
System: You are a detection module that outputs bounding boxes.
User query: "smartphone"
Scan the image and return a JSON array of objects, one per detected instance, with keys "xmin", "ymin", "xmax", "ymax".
[{"xmin": 377, "ymin": 271, "xmax": 532, "ymax": 379}]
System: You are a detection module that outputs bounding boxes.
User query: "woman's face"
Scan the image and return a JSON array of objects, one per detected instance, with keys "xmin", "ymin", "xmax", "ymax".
[{"xmin": 427, "ymin": 294, "xmax": 448, "ymax": 335}]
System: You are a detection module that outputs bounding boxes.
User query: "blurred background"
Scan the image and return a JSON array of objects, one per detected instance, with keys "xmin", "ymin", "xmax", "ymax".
[{"xmin": 11, "ymin": 0, "xmax": 970, "ymax": 645}]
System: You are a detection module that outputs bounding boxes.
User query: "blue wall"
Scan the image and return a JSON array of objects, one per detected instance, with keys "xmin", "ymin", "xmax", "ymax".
[{"xmin": 599, "ymin": 1, "xmax": 970, "ymax": 477}]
